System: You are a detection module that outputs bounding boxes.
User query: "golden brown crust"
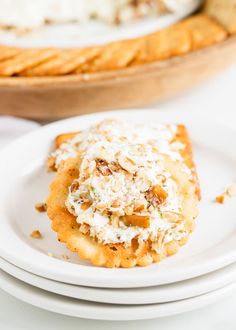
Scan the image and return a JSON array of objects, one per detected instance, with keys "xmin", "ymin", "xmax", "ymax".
[
  {"xmin": 46, "ymin": 125, "xmax": 199, "ymax": 268},
  {"xmin": 0, "ymin": 13, "xmax": 228, "ymax": 77},
  {"xmin": 174, "ymin": 125, "xmax": 201, "ymax": 199}
]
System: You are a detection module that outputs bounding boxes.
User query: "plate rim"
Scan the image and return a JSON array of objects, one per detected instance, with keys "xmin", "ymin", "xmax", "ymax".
[
  {"xmin": 1, "ymin": 256, "xmax": 236, "ymax": 305},
  {"xmin": 1, "ymin": 268, "xmax": 236, "ymax": 321}
]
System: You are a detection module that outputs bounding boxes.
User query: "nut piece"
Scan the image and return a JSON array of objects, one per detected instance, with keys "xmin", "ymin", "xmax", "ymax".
[
  {"xmin": 152, "ymin": 185, "xmax": 168, "ymax": 204},
  {"xmin": 215, "ymin": 184, "xmax": 236, "ymax": 204},
  {"xmin": 123, "ymin": 215, "xmax": 150, "ymax": 229},
  {"xmin": 70, "ymin": 181, "xmax": 80, "ymax": 192},
  {"xmin": 226, "ymin": 184, "xmax": 236, "ymax": 197},
  {"xmin": 61, "ymin": 255, "xmax": 70, "ymax": 261},
  {"xmin": 35, "ymin": 202, "xmax": 47, "ymax": 213},
  {"xmin": 96, "ymin": 159, "xmax": 112, "ymax": 176},
  {"xmin": 30, "ymin": 230, "xmax": 42, "ymax": 239},
  {"xmin": 215, "ymin": 195, "xmax": 226, "ymax": 204},
  {"xmin": 81, "ymin": 201, "xmax": 92, "ymax": 210}
]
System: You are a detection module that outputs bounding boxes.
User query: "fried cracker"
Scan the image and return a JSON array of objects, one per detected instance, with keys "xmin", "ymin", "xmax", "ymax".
[
  {"xmin": 181, "ymin": 14, "xmax": 228, "ymax": 50},
  {"xmin": 47, "ymin": 126, "xmax": 199, "ymax": 268},
  {"xmin": 204, "ymin": 0, "xmax": 236, "ymax": 34}
]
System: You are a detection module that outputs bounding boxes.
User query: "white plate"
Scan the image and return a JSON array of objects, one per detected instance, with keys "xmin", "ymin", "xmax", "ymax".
[
  {"xmin": 0, "ymin": 109, "xmax": 236, "ymax": 288},
  {"xmin": 0, "ymin": 1, "xmax": 201, "ymax": 48},
  {"xmin": 0, "ymin": 269, "xmax": 236, "ymax": 321},
  {"xmin": 1, "ymin": 257, "xmax": 236, "ymax": 305}
]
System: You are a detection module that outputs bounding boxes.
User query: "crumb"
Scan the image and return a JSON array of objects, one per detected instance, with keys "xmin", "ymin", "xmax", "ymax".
[
  {"xmin": 47, "ymin": 252, "xmax": 54, "ymax": 257},
  {"xmin": 35, "ymin": 202, "xmax": 47, "ymax": 213},
  {"xmin": 30, "ymin": 230, "xmax": 43, "ymax": 239},
  {"xmin": 226, "ymin": 184, "xmax": 236, "ymax": 197},
  {"xmin": 215, "ymin": 195, "xmax": 226, "ymax": 204},
  {"xmin": 215, "ymin": 184, "xmax": 236, "ymax": 204},
  {"xmin": 61, "ymin": 255, "xmax": 70, "ymax": 261}
]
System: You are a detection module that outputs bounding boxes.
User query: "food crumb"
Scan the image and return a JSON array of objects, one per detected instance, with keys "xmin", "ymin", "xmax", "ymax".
[
  {"xmin": 47, "ymin": 252, "xmax": 54, "ymax": 257},
  {"xmin": 30, "ymin": 230, "xmax": 43, "ymax": 239},
  {"xmin": 61, "ymin": 255, "xmax": 70, "ymax": 261},
  {"xmin": 215, "ymin": 184, "xmax": 236, "ymax": 204},
  {"xmin": 215, "ymin": 195, "xmax": 226, "ymax": 204},
  {"xmin": 35, "ymin": 202, "xmax": 47, "ymax": 213}
]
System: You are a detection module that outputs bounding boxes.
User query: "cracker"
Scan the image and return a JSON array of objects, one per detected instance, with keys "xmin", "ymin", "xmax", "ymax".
[
  {"xmin": 23, "ymin": 47, "xmax": 101, "ymax": 76},
  {"xmin": 135, "ymin": 24, "xmax": 191, "ymax": 64},
  {"xmin": 87, "ymin": 40, "xmax": 141, "ymax": 73},
  {"xmin": 181, "ymin": 14, "xmax": 228, "ymax": 50},
  {"xmin": 47, "ymin": 126, "xmax": 199, "ymax": 268},
  {"xmin": 55, "ymin": 132, "xmax": 79, "ymax": 148},
  {"xmin": 204, "ymin": 0, "xmax": 236, "ymax": 34},
  {"xmin": 0, "ymin": 46, "xmax": 21, "ymax": 62},
  {"xmin": 0, "ymin": 48, "xmax": 59, "ymax": 76},
  {"xmin": 174, "ymin": 125, "xmax": 201, "ymax": 199}
]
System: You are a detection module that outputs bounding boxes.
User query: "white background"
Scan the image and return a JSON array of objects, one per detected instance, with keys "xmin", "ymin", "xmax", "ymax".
[{"xmin": 1, "ymin": 63, "xmax": 236, "ymax": 329}]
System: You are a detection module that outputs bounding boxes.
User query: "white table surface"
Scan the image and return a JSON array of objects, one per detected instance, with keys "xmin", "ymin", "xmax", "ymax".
[{"xmin": 1, "ymin": 63, "xmax": 236, "ymax": 329}]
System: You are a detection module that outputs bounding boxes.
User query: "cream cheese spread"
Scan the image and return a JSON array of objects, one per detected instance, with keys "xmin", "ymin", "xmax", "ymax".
[
  {"xmin": 60, "ymin": 119, "xmax": 190, "ymax": 247},
  {"xmin": 0, "ymin": 0, "xmax": 197, "ymax": 29}
]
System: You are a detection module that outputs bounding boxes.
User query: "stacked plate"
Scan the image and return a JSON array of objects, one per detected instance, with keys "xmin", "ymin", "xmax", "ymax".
[{"xmin": 0, "ymin": 110, "xmax": 236, "ymax": 321}]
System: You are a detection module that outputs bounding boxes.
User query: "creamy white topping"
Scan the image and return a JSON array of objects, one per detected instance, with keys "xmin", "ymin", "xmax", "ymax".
[
  {"xmin": 52, "ymin": 119, "xmax": 184, "ymax": 169},
  {"xmin": 60, "ymin": 119, "xmax": 190, "ymax": 246},
  {"xmin": 0, "ymin": 0, "xmax": 197, "ymax": 29}
]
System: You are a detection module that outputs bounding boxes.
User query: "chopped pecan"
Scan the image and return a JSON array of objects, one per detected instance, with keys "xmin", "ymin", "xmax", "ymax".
[
  {"xmin": 215, "ymin": 184, "xmax": 236, "ymax": 204},
  {"xmin": 108, "ymin": 161, "xmax": 122, "ymax": 173},
  {"xmin": 81, "ymin": 201, "xmax": 92, "ymax": 210},
  {"xmin": 35, "ymin": 202, "xmax": 47, "ymax": 213},
  {"xmin": 134, "ymin": 204, "xmax": 145, "ymax": 212},
  {"xmin": 152, "ymin": 185, "xmax": 168, "ymax": 204},
  {"xmin": 30, "ymin": 230, "xmax": 42, "ymax": 239},
  {"xmin": 215, "ymin": 195, "xmax": 226, "ymax": 204},
  {"xmin": 96, "ymin": 159, "xmax": 112, "ymax": 176},
  {"xmin": 123, "ymin": 215, "xmax": 150, "ymax": 229},
  {"xmin": 70, "ymin": 181, "xmax": 80, "ymax": 192}
]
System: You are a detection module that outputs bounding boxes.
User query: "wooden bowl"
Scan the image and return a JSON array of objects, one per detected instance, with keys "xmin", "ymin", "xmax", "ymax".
[{"xmin": 0, "ymin": 35, "xmax": 236, "ymax": 121}]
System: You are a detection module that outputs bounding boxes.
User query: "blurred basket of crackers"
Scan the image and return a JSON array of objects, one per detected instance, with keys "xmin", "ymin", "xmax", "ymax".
[{"xmin": 0, "ymin": 0, "xmax": 235, "ymax": 120}]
